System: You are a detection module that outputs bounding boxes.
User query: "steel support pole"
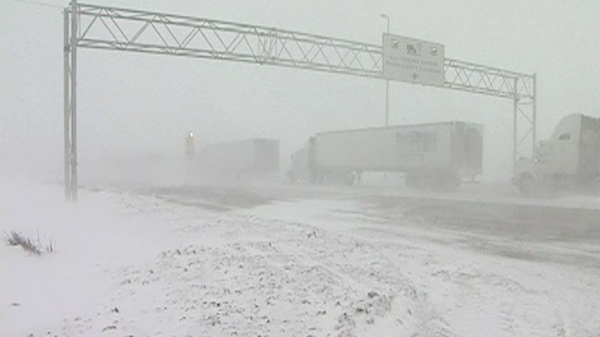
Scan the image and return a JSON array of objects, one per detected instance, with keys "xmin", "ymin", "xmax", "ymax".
[
  {"xmin": 532, "ymin": 73, "xmax": 537, "ymax": 156},
  {"xmin": 385, "ymin": 80, "xmax": 389, "ymax": 126},
  {"xmin": 513, "ymin": 77, "xmax": 518, "ymax": 164},
  {"xmin": 384, "ymin": 16, "xmax": 389, "ymax": 126},
  {"xmin": 63, "ymin": 9, "xmax": 71, "ymax": 200},
  {"xmin": 70, "ymin": 0, "xmax": 78, "ymax": 200}
]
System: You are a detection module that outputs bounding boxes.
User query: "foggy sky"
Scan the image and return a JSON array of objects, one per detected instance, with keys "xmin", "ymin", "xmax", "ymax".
[{"xmin": 1, "ymin": 0, "xmax": 599, "ymax": 182}]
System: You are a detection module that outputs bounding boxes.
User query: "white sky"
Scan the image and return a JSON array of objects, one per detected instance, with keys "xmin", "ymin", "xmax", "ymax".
[{"xmin": 1, "ymin": 0, "xmax": 599, "ymax": 181}]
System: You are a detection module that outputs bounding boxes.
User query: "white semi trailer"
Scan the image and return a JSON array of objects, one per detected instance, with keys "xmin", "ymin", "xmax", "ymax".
[
  {"xmin": 513, "ymin": 114, "xmax": 600, "ymax": 195},
  {"xmin": 197, "ymin": 138, "xmax": 279, "ymax": 177},
  {"xmin": 289, "ymin": 122, "xmax": 483, "ymax": 190}
]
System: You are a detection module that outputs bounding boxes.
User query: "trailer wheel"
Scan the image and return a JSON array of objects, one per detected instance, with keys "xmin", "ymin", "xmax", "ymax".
[
  {"xmin": 592, "ymin": 176, "xmax": 600, "ymax": 196},
  {"xmin": 517, "ymin": 174, "xmax": 536, "ymax": 195},
  {"xmin": 438, "ymin": 172, "xmax": 461, "ymax": 192},
  {"xmin": 343, "ymin": 171, "xmax": 355, "ymax": 186},
  {"xmin": 406, "ymin": 173, "xmax": 429, "ymax": 190},
  {"xmin": 405, "ymin": 173, "xmax": 417, "ymax": 188}
]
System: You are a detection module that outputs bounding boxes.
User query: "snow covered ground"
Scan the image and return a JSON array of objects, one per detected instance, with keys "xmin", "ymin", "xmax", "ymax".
[{"xmin": 2, "ymin": 177, "xmax": 600, "ymax": 336}]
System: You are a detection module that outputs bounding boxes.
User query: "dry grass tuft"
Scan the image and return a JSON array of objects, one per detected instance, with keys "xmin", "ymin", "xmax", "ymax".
[{"xmin": 3, "ymin": 231, "xmax": 54, "ymax": 255}]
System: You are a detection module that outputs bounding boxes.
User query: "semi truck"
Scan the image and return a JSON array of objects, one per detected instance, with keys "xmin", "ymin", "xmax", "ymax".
[
  {"xmin": 513, "ymin": 114, "xmax": 600, "ymax": 195},
  {"xmin": 289, "ymin": 121, "xmax": 483, "ymax": 190},
  {"xmin": 196, "ymin": 138, "xmax": 280, "ymax": 177}
]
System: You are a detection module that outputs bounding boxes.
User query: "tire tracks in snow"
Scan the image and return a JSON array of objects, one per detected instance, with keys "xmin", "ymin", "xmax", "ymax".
[{"xmin": 238, "ymin": 214, "xmax": 457, "ymax": 337}]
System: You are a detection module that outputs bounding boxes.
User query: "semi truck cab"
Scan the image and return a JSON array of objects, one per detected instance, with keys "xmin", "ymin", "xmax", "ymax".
[{"xmin": 513, "ymin": 114, "xmax": 600, "ymax": 195}]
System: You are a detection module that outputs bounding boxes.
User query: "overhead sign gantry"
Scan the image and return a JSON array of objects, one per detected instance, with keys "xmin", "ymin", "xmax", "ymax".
[{"xmin": 63, "ymin": 1, "xmax": 536, "ymax": 200}]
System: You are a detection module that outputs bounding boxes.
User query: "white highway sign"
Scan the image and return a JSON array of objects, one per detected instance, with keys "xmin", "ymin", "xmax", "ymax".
[{"xmin": 382, "ymin": 34, "xmax": 445, "ymax": 86}]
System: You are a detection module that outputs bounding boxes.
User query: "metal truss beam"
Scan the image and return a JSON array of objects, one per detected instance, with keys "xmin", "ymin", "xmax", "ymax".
[
  {"xmin": 444, "ymin": 59, "xmax": 535, "ymax": 100},
  {"xmin": 72, "ymin": 3, "xmax": 536, "ymax": 99},
  {"xmin": 75, "ymin": 3, "xmax": 383, "ymax": 78},
  {"xmin": 64, "ymin": 2, "xmax": 536, "ymax": 199}
]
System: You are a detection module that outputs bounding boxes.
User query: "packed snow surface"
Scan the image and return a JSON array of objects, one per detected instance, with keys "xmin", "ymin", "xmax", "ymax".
[{"xmin": 1, "ymin": 177, "xmax": 600, "ymax": 336}]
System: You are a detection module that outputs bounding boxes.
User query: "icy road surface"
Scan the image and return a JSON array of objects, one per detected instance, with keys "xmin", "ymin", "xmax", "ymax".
[{"xmin": 2, "ymin": 178, "xmax": 600, "ymax": 337}]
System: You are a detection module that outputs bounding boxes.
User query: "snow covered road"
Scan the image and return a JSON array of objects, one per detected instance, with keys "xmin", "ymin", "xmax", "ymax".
[{"xmin": 2, "ymin": 179, "xmax": 600, "ymax": 336}]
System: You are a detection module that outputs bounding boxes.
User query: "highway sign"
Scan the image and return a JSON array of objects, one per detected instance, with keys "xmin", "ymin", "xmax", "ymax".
[{"xmin": 382, "ymin": 34, "xmax": 444, "ymax": 86}]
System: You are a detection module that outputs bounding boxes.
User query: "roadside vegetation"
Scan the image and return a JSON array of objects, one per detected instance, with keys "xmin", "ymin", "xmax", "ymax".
[{"xmin": 3, "ymin": 230, "xmax": 54, "ymax": 255}]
